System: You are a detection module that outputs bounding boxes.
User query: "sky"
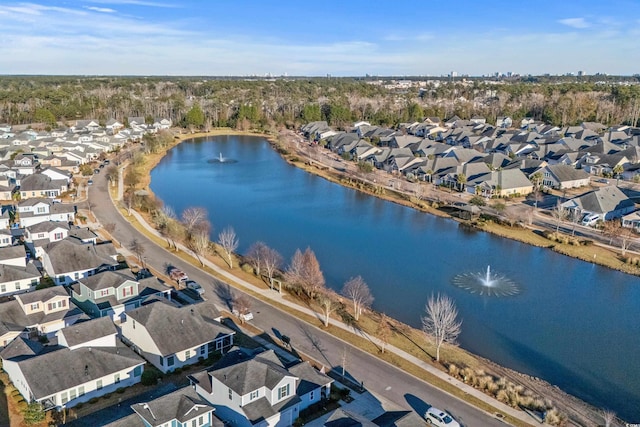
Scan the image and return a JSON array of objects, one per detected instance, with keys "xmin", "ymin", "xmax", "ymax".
[{"xmin": 0, "ymin": 0, "xmax": 639, "ymax": 76}]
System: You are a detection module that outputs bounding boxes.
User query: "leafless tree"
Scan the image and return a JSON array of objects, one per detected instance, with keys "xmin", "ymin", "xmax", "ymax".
[
  {"xmin": 188, "ymin": 222, "xmax": 211, "ymax": 267},
  {"xmin": 316, "ymin": 291, "xmax": 339, "ymax": 327},
  {"xmin": 569, "ymin": 208, "xmax": 582, "ymax": 236},
  {"xmin": 600, "ymin": 409, "xmax": 616, "ymax": 427},
  {"xmin": 285, "ymin": 247, "xmax": 325, "ymax": 299},
  {"xmin": 246, "ymin": 241, "xmax": 267, "ymax": 276},
  {"xmin": 232, "ymin": 294, "xmax": 252, "ymax": 324},
  {"xmin": 376, "ymin": 313, "xmax": 392, "ymax": 354},
  {"xmin": 619, "ymin": 226, "xmax": 635, "ymax": 256},
  {"xmin": 122, "ymin": 190, "xmax": 135, "ymax": 216},
  {"xmin": 341, "ymin": 275, "xmax": 374, "ymax": 321},
  {"xmin": 262, "ymin": 245, "xmax": 283, "ymax": 288},
  {"xmin": 181, "ymin": 206, "xmax": 208, "ymax": 238},
  {"xmin": 421, "ymin": 293, "xmax": 462, "ymax": 362},
  {"xmin": 552, "ymin": 200, "xmax": 567, "ymax": 233},
  {"xmin": 166, "ymin": 219, "xmax": 185, "ymax": 251},
  {"xmin": 128, "ymin": 238, "xmax": 146, "ymax": 265},
  {"xmin": 217, "ymin": 226, "xmax": 239, "ymax": 268},
  {"xmin": 601, "ymin": 220, "xmax": 618, "ymax": 245}
]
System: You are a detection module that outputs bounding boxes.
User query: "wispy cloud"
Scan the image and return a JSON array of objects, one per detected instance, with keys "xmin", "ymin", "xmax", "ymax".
[
  {"xmin": 87, "ymin": 0, "xmax": 180, "ymax": 8},
  {"xmin": 558, "ymin": 17, "xmax": 590, "ymax": 29},
  {"xmin": 85, "ymin": 6, "xmax": 116, "ymax": 13}
]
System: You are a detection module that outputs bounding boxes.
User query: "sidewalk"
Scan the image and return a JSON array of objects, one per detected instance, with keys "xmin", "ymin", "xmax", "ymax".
[{"xmin": 109, "ymin": 171, "xmax": 547, "ymax": 427}]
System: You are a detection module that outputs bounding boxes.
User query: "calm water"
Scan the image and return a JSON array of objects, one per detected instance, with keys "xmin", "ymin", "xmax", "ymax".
[{"xmin": 151, "ymin": 135, "xmax": 640, "ymax": 420}]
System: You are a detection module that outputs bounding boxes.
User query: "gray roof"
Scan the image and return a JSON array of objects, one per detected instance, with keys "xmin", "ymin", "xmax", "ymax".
[
  {"xmin": 68, "ymin": 227, "xmax": 97, "ymax": 242},
  {"xmin": 14, "ymin": 285, "xmax": 66, "ymax": 306},
  {"xmin": 125, "ymin": 301, "xmax": 234, "ymax": 356},
  {"xmin": 568, "ymin": 186, "xmax": 635, "ymax": 215},
  {"xmin": 0, "ymin": 245, "xmax": 26, "ymax": 261},
  {"xmin": 372, "ymin": 411, "xmax": 426, "ymax": 427},
  {"xmin": 325, "ymin": 408, "xmax": 377, "ymax": 427},
  {"xmin": 43, "ymin": 239, "xmax": 118, "ymax": 275},
  {"xmin": 57, "ymin": 317, "xmax": 117, "ymax": 348},
  {"xmin": 288, "ymin": 361, "xmax": 332, "ymax": 396},
  {"xmin": 10, "ymin": 342, "xmax": 144, "ymax": 399},
  {"xmin": 211, "ymin": 349, "xmax": 291, "ymax": 395},
  {"xmin": 242, "ymin": 394, "xmax": 300, "ymax": 424},
  {"xmin": 26, "ymin": 221, "xmax": 70, "ymax": 234},
  {"xmin": 545, "ymin": 164, "xmax": 590, "ymax": 182},
  {"xmin": 132, "ymin": 386, "xmax": 214, "ymax": 425},
  {"xmin": 0, "ymin": 336, "xmax": 44, "ymax": 361},
  {"xmin": 0, "ymin": 262, "xmax": 40, "ymax": 285},
  {"xmin": 76, "ymin": 270, "xmax": 137, "ymax": 292},
  {"xmin": 19, "ymin": 174, "xmax": 66, "ymax": 192}
]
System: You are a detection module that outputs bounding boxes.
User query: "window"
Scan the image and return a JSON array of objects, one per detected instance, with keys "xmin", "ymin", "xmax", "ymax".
[
  {"xmin": 132, "ymin": 320, "xmax": 136, "ymax": 329},
  {"xmin": 54, "ymin": 232, "xmax": 63, "ymax": 240},
  {"xmin": 278, "ymin": 384, "xmax": 290, "ymax": 400},
  {"xmin": 96, "ymin": 380, "xmax": 103, "ymax": 390},
  {"xmin": 134, "ymin": 366, "xmax": 142, "ymax": 377},
  {"xmin": 167, "ymin": 355, "xmax": 175, "ymax": 367},
  {"xmin": 30, "ymin": 303, "xmax": 39, "ymax": 310},
  {"xmin": 37, "ymin": 207, "xmax": 45, "ymax": 214},
  {"xmin": 15, "ymin": 283, "xmax": 20, "ymax": 291},
  {"xmin": 60, "ymin": 392, "xmax": 68, "ymax": 405},
  {"xmin": 250, "ymin": 390, "xmax": 259, "ymax": 400},
  {"xmin": 0, "ymin": 285, "xmax": 6, "ymax": 293},
  {"xmin": 185, "ymin": 350, "xmax": 191, "ymax": 359},
  {"xmin": 100, "ymin": 289, "xmax": 110, "ymax": 297},
  {"xmin": 74, "ymin": 272, "xmax": 80, "ymax": 280},
  {"xmin": 192, "ymin": 420, "xmax": 197, "ymax": 427},
  {"xmin": 70, "ymin": 388, "xmax": 77, "ymax": 400},
  {"xmin": 310, "ymin": 390, "xmax": 314, "ymax": 400},
  {"xmin": 122, "ymin": 286, "xmax": 133, "ymax": 297},
  {"xmin": 78, "ymin": 386, "xmax": 85, "ymax": 396},
  {"xmin": 199, "ymin": 345, "xmax": 205, "ymax": 356},
  {"xmin": 228, "ymin": 388, "xmax": 232, "ymax": 400},
  {"xmin": 199, "ymin": 416, "xmax": 204, "ymax": 425},
  {"xmin": 38, "ymin": 233, "xmax": 45, "ymax": 239},
  {"xmin": 114, "ymin": 373, "xmax": 120, "ymax": 383}
]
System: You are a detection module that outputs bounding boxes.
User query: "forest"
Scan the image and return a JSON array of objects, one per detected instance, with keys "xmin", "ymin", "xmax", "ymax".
[{"xmin": 1, "ymin": 75, "xmax": 639, "ymax": 130}]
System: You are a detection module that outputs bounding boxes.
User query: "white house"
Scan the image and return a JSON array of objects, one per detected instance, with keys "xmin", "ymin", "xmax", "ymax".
[
  {"xmin": 120, "ymin": 301, "xmax": 235, "ymax": 374},
  {"xmin": 537, "ymin": 164, "xmax": 591, "ymax": 190},
  {"xmin": 0, "ymin": 262, "xmax": 41, "ymax": 299},
  {"xmin": 16, "ymin": 198, "xmax": 75, "ymax": 228},
  {"xmin": 40, "ymin": 238, "xmax": 119, "ymax": 285},
  {"xmin": 189, "ymin": 349, "xmax": 332, "ymax": 427},
  {"xmin": 1, "ymin": 318, "xmax": 144, "ymax": 410}
]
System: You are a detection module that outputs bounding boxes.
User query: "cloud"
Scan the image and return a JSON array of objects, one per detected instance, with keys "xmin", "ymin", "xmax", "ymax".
[
  {"xmin": 87, "ymin": 0, "xmax": 180, "ymax": 8},
  {"xmin": 85, "ymin": 6, "xmax": 116, "ymax": 13},
  {"xmin": 558, "ymin": 17, "xmax": 590, "ymax": 29}
]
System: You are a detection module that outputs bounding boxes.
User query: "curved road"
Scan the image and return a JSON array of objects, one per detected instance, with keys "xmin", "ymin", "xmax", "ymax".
[{"xmin": 87, "ymin": 161, "xmax": 515, "ymax": 427}]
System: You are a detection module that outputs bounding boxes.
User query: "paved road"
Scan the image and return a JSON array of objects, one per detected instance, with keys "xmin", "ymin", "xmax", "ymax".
[{"xmin": 87, "ymin": 160, "xmax": 519, "ymax": 427}]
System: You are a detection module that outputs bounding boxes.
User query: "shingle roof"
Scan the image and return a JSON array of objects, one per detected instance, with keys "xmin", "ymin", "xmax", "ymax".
[
  {"xmin": 43, "ymin": 239, "xmax": 118, "ymax": 275},
  {"xmin": 288, "ymin": 361, "xmax": 332, "ymax": 396},
  {"xmin": 77, "ymin": 270, "xmax": 137, "ymax": 292},
  {"xmin": 13, "ymin": 342, "xmax": 144, "ymax": 399},
  {"xmin": 0, "ymin": 245, "xmax": 26, "ymax": 261},
  {"xmin": 546, "ymin": 164, "xmax": 590, "ymax": 182},
  {"xmin": 211, "ymin": 349, "xmax": 291, "ymax": 395},
  {"xmin": 57, "ymin": 317, "xmax": 117, "ymax": 348},
  {"xmin": 570, "ymin": 186, "xmax": 635, "ymax": 215},
  {"xmin": 131, "ymin": 386, "xmax": 214, "ymax": 425},
  {"xmin": 125, "ymin": 301, "xmax": 234, "ymax": 356}
]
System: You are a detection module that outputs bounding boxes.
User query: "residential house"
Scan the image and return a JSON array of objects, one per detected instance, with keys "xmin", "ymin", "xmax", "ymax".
[
  {"xmin": 468, "ymin": 169, "xmax": 534, "ymax": 198},
  {"xmin": 538, "ymin": 164, "xmax": 591, "ymax": 189},
  {"xmin": 120, "ymin": 301, "xmax": 235, "ymax": 374},
  {"xmin": 496, "ymin": 116, "xmax": 513, "ymax": 128},
  {"xmin": 0, "ymin": 245, "xmax": 28, "ymax": 267},
  {"xmin": 0, "ymin": 229, "xmax": 12, "ymax": 246},
  {"xmin": 561, "ymin": 186, "xmax": 636, "ymax": 222},
  {"xmin": 69, "ymin": 270, "xmax": 172, "ymax": 321},
  {"xmin": 23, "ymin": 221, "xmax": 70, "ymax": 257},
  {"xmin": 105, "ymin": 119, "xmax": 124, "ymax": 134},
  {"xmin": 104, "ymin": 387, "xmax": 220, "ymax": 427},
  {"xmin": 13, "ymin": 154, "xmax": 38, "ymax": 175},
  {"xmin": 189, "ymin": 348, "xmax": 332, "ymax": 427},
  {"xmin": 40, "ymin": 166, "xmax": 72, "ymax": 184},
  {"xmin": 0, "ymin": 286, "xmax": 84, "ymax": 346},
  {"xmin": 152, "ymin": 118, "xmax": 172, "ymax": 130},
  {"xmin": 1, "ymin": 319, "xmax": 144, "ymax": 410},
  {"xmin": 621, "ymin": 210, "xmax": 640, "ymax": 231},
  {"xmin": 40, "ymin": 238, "xmax": 119, "ymax": 285},
  {"xmin": 16, "ymin": 198, "xmax": 76, "ymax": 227},
  {"xmin": 19, "ymin": 173, "xmax": 68, "ymax": 199}
]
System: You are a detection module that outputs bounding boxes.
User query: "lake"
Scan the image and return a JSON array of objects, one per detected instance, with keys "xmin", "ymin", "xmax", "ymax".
[{"xmin": 150, "ymin": 135, "xmax": 640, "ymax": 420}]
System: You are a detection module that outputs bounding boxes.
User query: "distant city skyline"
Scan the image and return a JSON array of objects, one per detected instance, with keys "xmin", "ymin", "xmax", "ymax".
[{"xmin": 0, "ymin": 0, "xmax": 639, "ymax": 76}]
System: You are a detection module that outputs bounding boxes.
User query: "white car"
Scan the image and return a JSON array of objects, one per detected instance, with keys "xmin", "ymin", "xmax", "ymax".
[
  {"xmin": 424, "ymin": 407, "xmax": 460, "ymax": 427},
  {"xmin": 232, "ymin": 309, "xmax": 254, "ymax": 321}
]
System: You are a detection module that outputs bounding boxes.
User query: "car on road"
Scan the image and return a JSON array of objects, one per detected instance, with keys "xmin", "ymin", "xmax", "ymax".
[
  {"xmin": 596, "ymin": 178, "xmax": 609, "ymax": 184},
  {"xmin": 581, "ymin": 213, "xmax": 600, "ymax": 226},
  {"xmin": 185, "ymin": 280, "xmax": 204, "ymax": 296},
  {"xmin": 424, "ymin": 407, "xmax": 460, "ymax": 427},
  {"xmin": 232, "ymin": 309, "xmax": 254, "ymax": 322}
]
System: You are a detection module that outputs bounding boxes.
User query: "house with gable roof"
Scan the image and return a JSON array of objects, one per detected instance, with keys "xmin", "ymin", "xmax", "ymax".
[
  {"xmin": 19, "ymin": 173, "xmax": 68, "ymax": 199},
  {"xmin": 189, "ymin": 348, "xmax": 332, "ymax": 427},
  {"xmin": 104, "ymin": 386, "xmax": 220, "ymax": 427},
  {"xmin": 0, "ymin": 286, "xmax": 84, "ymax": 346},
  {"xmin": 1, "ymin": 317, "xmax": 145, "ymax": 410},
  {"xmin": 120, "ymin": 301, "xmax": 235, "ymax": 374},
  {"xmin": 561, "ymin": 186, "xmax": 636, "ymax": 223},
  {"xmin": 537, "ymin": 164, "xmax": 591, "ymax": 190},
  {"xmin": 40, "ymin": 238, "xmax": 119, "ymax": 285},
  {"xmin": 69, "ymin": 269, "xmax": 172, "ymax": 321},
  {"xmin": 16, "ymin": 197, "xmax": 75, "ymax": 227}
]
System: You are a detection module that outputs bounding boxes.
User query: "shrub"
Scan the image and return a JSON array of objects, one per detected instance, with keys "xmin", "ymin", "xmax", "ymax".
[
  {"xmin": 88, "ymin": 397, "xmax": 100, "ymax": 404},
  {"xmin": 447, "ymin": 363, "xmax": 459, "ymax": 377},
  {"xmin": 240, "ymin": 263, "xmax": 254, "ymax": 274},
  {"xmin": 116, "ymin": 387, "xmax": 126, "ymax": 394},
  {"xmin": 496, "ymin": 389, "xmax": 509, "ymax": 403},
  {"xmin": 141, "ymin": 369, "xmax": 161, "ymax": 386}
]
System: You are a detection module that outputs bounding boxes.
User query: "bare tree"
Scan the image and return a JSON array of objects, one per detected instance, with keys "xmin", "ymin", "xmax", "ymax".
[
  {"xmin": 421, "ymin": 293, "xmax": 462, "ymax": 362},
  {"xmin": 285, "ymin": 247, "xmax": 325, "ymax": 299},
  {"xmin": 128, "ymin": 238, "xmax": 146, "ymax": 265},
  {"xmin": 619, "ymin": 225, "xmax": 635, "ymax": 256},
  {"xmin": 232, "ymin": 294, "xmax": 252, "ymax": 324},
  {"xmin": 376, "ymin": 313, "xmax": 392, "ymax": 354},
  {"xmin": 166, "ymin": 219, "xmax": 185, "ymax": 251},
  {"xmin": 341, "ymin": 275, "xmax": 374, "ymax": 321},
  {"xmin": 217, "ymin": 226, "xmax": 239, "ymax": 268},
  {"xmin": 188, "ymin": 222, "xmax": 211, "ymax": 267},
  {"xmin": 246, "ymin": 241, "xmax": 267, "ymax": 276},
  {"xmin": 181, "ymin": 207, "xmax": 208, "ymax": 238},
  {"xmin": 317, "ymin": 291, "xmax": 339, "ymax": 327},
  {"xmin": 552, "ymin": 200, "xmax": 567, "ymax": 233},
  {"xmin": 569, "ymin": 208, "xmax": 581, "ymax": 236},
  {"xmin": 601, "ymin": 220, "xmax": 618, "ymax": 245},
  {"xmin": 262, "ymin": 245, "xmax": 283, "ymax": 289},
  {"xmin": 600, "ymin": 409, "xmax": 616, "ymax": 427}
]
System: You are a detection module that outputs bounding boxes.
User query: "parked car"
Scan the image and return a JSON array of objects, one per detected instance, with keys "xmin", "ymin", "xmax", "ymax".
[
  {"xmin": 424, "ymin": 407, "xmax": 460, "ymax": 427},
  {"xmin": 232, "ymin": 309, "xmax": 254, "ymax": 322},
  {"xmin": 185, "ymin": 280, "xmax": 204, "ymax": 296},
  {"xmin": 168, "ymin": 267, "xmax": 189, "ymax": 286},
  {"xmin": 581, "ymin": 213, "xmax": 600, "ymax": 226}
]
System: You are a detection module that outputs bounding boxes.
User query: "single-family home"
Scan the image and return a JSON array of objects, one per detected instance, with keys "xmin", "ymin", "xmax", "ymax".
[
  {"xmin": 1, "ymin": 318, "xmax": 145, "ymax": 410},
  {"xmin": 19, "ymin": 174, "xmax": 68, "ymax": 199},
  {"xmin": 189, "ymin": 348, "xmax": 332, "ymax": 427},
  {"xmin": 40, "ymin": 238, "xmax": 119, "ymax": 285},
  {"xmin": 16, "ymin": 198, "xmax": 76, "ymax": 227},
  {"xmin": 120, "ymin": 301, "xmax": 235, "ymax": 374},
  {"xmin": 104, "ymin": 386, "xmax": 219, "ymax": 427},
  {"xmin": 69, "ymin": 270, "xmax": 172, "ymax": 321},
  {"xmin": 537, "ymin": 164, "xmax": 591, "ymax": 190},
  {"xmin": 468, "ymin": 169, "xmax": 534, "ymax": 198},
  {"xmin": 0, "ymin": 286, "xmax": 85, "ymax": 346},
  {"xmin": 562, "ymin": 186, "xmax": 636, "ymax": 222},
  {"xmin": 621, "ymin": 210, "xmax": 640, "ymax": 231}
]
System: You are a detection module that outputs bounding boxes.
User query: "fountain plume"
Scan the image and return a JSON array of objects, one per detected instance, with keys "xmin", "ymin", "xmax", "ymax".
[{"xmin": 452, "ymin": 265, "xmax": 520, "ymax": 297}]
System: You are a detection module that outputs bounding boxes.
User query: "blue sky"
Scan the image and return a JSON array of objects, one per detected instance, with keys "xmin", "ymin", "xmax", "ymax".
[{"xmin": 0, "ymin": 0, "xmax": 639, "ymax": 76}]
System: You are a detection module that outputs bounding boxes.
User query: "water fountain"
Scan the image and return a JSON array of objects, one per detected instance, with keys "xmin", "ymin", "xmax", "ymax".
[
  {"xmin": 452, "ymin": 265, "xmax": 521, "ymax": 297},
  {"xmin": 207, "ymin": 152, "xmax": 238, "ymax": 164}
]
